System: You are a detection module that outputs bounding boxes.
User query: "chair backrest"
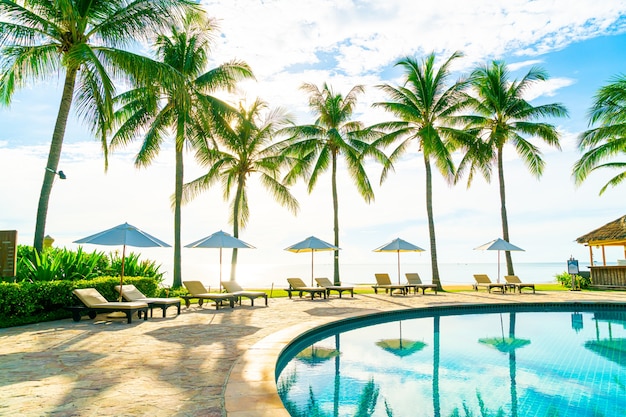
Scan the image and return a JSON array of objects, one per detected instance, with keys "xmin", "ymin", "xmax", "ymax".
[
  {"xmin": 315, "ymin": 277, "xmax": 333, "ymax": 287},
  {"xmin": 405, "ymin": 273, "xmax": 422, "ymax": 285},
  {"xmin": 287, "ymin": 278, "xmax": 307, "ymax": 289},
  {"xmin": 504, "ymin": 275, "xmax": 521, "ymax": 284},
  {"xmin": 221, "ymin": 281, "xmax": 243, "ymax": 293},
  {"xmin": 73, "ymin": 288, "xmax": 108, "ymax": 307},
  {"xmin": 375, "ymin": 273, "xmax": 392, "ymax": 285},
  {"xmin": 114, "ymin": 284, "xmax": 146, "ymax": 301},
  {"xmin": 183, "ymin": 280, "xmax": 209, "ymax": 295},
  {"xmin": 473, "ymin": 274, "xmax": 492, "ymax": 284}
]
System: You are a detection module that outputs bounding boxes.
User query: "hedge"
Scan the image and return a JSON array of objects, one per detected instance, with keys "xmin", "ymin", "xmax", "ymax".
[{"xmin": 0, "ymin": 276, "xmax": 161, "ymax": 328}]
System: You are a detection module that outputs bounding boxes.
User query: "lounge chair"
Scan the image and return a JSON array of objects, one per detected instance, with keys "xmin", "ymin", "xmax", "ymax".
[
  {"xmin": 286, "ymin": 278, "xmax": 327, "ymax": 300},
  {"xmin": 472, "ymin": 274, "xmax": 507, "ymax": 293},
  {"xmin": 182, "ymin": 281, "xmax": 237, "ymax": 309},
  {"xmin": 115, "ymin": 284, "xmax": 181, "ymax": 317},
  {"xmin": 372, "ymin": 273, "xmax": 408, "ymax": 296},
  {"xmin": 70, "ymin": 288, "xmax": 149, "ymax": 324},
  {"xmin": 315, "ymin": 277, "xmax": 354, "ymax": 298},
  {"xmin": 405, "ymin": 273, "xmax": 438, "ymax": 294},
  {"xmin": 221, "ymin": 281, "xmax": 268, "ymax": 306},
  {"xmin": 504, "ymin": 275, "xmax": 536, "ymax": 293}
]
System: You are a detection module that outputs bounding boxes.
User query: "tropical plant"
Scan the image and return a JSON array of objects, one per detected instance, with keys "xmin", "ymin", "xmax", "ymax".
[
  {"xmin": 183, "ymin": 98, "xmax": 298, "ymax": 280},
  {"xmin": 279, "ymin": 83, "xmax": 386, "ymax": 285},
  {"xmin": 373, "ymin": 52, "xmax": 471, "ymax": 290},
  {"xmin": 573, "ymin": 74, "xmax": 626, "ymax": 194},
  {"xmin": 457, "ymin": 60, "xmax": 568, "ymax": 276},
  {"xmin": 110, "ymin": 12, "xmax": 253, "ymax": 288},
  {"xmin": 0, "ymin": 0, "xmax": 195, "ymax": 253}
]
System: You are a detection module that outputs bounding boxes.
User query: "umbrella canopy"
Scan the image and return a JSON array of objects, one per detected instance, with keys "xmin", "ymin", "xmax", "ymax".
[
  {"xmin": 296, "ymin": 345, "xmax": 340, "ymax": 366},
  {"xmin": 376, "ymin": 321, "xmax": 427, "ymax": 358},
  {"xmin": 479, "ymin": 337, "xmax": 531, "ymax": 353},
  {"xmin": 474, "ymin": 238, "xmax": 524, "ymax": 283},
  {"xmin": 285, "ymin": 236, "xmax": 339, "ymax": 286},
  {"xmin": 185, "ymin": 230, "xmax": 255, "ymax": 291},
  {"xmin": 74, "ymin": 222, "xmax": 171, "ymax": 301},
  {"xmin": 374, "ymin": 237, "xmax": 425, "ymax": 284}
]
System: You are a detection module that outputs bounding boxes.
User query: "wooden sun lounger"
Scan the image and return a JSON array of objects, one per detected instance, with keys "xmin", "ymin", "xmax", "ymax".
[
  {"xmin": 115, "ymin": 284, "xmax": 181, "ymax": 317},
  {"xmin": 286, "ymin": 278, "xmax": 327, "ymax": 300},
  {"xmin": 221, "ymin": 281, "xmax": 268, "ymax": 306},
  {"xmin": 472, "ymin": 274, "xmax": 507, "ymax": 294},
  {"xmin": 315, "ymin": 277, "xmax": 354, "ymax": 298},
  {"xmin": 504, "ymin": 275, "xmax": 536, "ymax": 293},
  {"xmin": 182, "ymin": 281, "xmax": 237, "ymax": 309},
  {"xmin": 372, "ymin": 273, "xmax": 408, "ymax": 296},
  {"xmin": 70, "ymin": 288, "xmax": 149, "ymax": 324},
  {"xmin": 405, "ymin": 273, "xmax": 438, "ymax": 294}
]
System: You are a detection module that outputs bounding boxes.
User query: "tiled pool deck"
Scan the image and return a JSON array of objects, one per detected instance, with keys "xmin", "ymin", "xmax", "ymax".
[{"xmin": 1, "ymin": 288, "xmax": 624, "ymax": 416}]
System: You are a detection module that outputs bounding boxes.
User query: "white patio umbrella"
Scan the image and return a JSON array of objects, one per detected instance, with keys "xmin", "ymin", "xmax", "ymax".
[
  {"xmin": 374, "ymin": 238, "xmax": 425, "ymax": 284},
  {"xmin": 74, "ymin": 222, "xmax": 171, "ymax": 301},
  {"xmin": 185, "ymin": 230, "xmax": 255, "ymax": 291},
  {"xmin": 474, "ymin": 238, "xmax": 525, "ymax": 283},
  {"xmin": 285, "ymin": 236, "xmax": 339, "ymax": 286}
]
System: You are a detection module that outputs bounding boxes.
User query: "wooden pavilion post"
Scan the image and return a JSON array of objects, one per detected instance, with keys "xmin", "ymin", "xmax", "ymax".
[
  {"xmin": 602, "ymin": 246, "xmax": 606, "ymax": 266},
  {"xmin": 588, "ymin": 246, "xmax": 593, "ymax": 265}
]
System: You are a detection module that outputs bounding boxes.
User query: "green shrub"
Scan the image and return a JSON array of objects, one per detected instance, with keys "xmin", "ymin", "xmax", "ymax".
[
  {"xmin": 554, "ymin": 271, "xmax": 591, "ymax": 289},
  {"xmin": 0, "ymin": 276, "xmax": 162, "ymax": 328}
]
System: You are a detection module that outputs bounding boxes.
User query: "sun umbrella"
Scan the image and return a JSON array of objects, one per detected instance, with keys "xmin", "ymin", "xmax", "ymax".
[
  {"xmin": 74, "ymin": 222, "xmax": 171, "ymax": 301},
  {"xmin": 185, "ymin": 230, "xmax": 255, "ymax": 291},
  {"xmin": 376, "ymin": 321, "xmax": 427, "ymax": 358},
  {"xmin": 285, "ymin": 236, "xmax": 339, "ymax": 286},
  {"xmin": 374, "ymin": 238, "xmax": 425, "ymax": 284},
  {"xmin": 295, "ymin": 345, "xmax": 340, "ymax": 366},
  {"xmin": 474, "ymin": 238, "xmax": 524, "ymax": 283}
]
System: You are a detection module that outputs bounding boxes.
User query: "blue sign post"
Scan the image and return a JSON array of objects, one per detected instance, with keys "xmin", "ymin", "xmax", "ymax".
[{"xmin": 568, "ymin": 257, "xmax": 580, "ymax": 291}]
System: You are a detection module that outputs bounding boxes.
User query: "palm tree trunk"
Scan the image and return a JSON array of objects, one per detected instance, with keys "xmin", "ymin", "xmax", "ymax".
[
  {"xmin": 230, "ymin": 177, "xmax": 244, "ymax": 281},
  {"xmin": 173, "ymin": 124, "xmax": 184, "ymax": 288},
  {"xmin": 332, "ymin": 152, "xmax": 340, "ymax": 285},
  {"xmin": 424, "ymin": 155, "xmax": 442, "ymax": 290},
  {"xmin": 34, "ymin": 68, "xmax": 78, "ymax": 252},
  {"xmin": 497, "ymin": 146, "xmax": 515, "ymax": 276}
]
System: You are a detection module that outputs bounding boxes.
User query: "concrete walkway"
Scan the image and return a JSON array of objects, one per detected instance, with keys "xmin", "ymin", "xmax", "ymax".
[{"xmin": 1, "ymin": 288, "xmax": 625, "ymax": 416}]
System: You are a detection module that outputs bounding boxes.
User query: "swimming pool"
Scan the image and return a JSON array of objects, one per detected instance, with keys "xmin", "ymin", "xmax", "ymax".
[{"xmin": 276, "ymin": 303, "xmax": 626, "ymax": 417}]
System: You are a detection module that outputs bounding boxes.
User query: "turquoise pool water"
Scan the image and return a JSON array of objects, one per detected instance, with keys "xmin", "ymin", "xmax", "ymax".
[{"xmin": 276, "ymin": 304, "xmax": 626, "ymax": 417}]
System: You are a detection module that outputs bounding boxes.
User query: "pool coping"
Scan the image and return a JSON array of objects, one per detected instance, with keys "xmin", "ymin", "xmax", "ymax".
[{"xmin": 224, "ymin": 300, "xmax": 626, "ymax": 416}]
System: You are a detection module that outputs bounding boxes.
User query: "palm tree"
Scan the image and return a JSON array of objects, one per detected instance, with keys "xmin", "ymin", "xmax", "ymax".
[
  {"xmin": 279, "ymin": 83, "xmax": 384, "ymax": 285},
  {"xmin": 0, "ymin": 0, "xmax": 195, "ymax": 253},
  {"xmin": 458, "ymin": 61, "xmax": 568, "ymax": 276},
  {"xmin": 182, "ymin": 98, "xmax": 299, "ymax": 281},
  {"xmin": 573, "ymin": 74, "xmax": 626, "ymax": 194},
  {"xmin": 109, "ymin": 12, "xmax": 253, "ymax": 288},
  {"xmin": 373, "ymin": 52, "xmax": 471, "ymax": 291}
]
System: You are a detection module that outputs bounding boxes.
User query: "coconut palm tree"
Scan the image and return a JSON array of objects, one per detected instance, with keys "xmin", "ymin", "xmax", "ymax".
[
  {"xmin": 182, "ymin": 98, "xmax": 299, "ymax": 281},
  {"xmin": 0, "ymin": 0, "xmax": 195, "ymax": 253},
  {"xmin": 457, "ymin": 61, "xmax": 568, "ymax": 276},
  {"xmin": 373, "ymin": 52, "xmax": 471, "ymax": 291},
  {"xmin": 109, "ymin": 12, "xmax": 253, "ymax": 288},
  {"xmin": 573, "ymin": 74, "xmax": 626, "ymax": 194},
  {"xmin": 279, "ymin": 83, "xmax": 384, "ymax": 285}
]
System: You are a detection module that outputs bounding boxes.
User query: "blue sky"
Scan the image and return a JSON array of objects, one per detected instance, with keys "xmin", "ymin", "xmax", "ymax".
[{"xmin": 1, "ymin": 1, "xmax": 625, "ymax": 286}]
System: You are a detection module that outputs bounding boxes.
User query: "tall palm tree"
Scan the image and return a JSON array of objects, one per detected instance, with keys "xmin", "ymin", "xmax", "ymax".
[
  {"xmin": 279, "ymin": 83, "xmax": 383, "ymax": 285},
  {"xmin": 458, "ymin": 61, "xmax": 568, "ymax": 276},
  {"xmin": 573, "ymin": 74, "xmax": 626, "ymax": 194},
  {"xmin": 373, "ymin": 52, "xmax": 471, "ymax": 291},
  {"xmin": 182, "ymin": 98, "xmax": 299, "ymax": 281},
  {"xmin": 110, "ymin": 12, "xmax": 253, "ymax": 288},
  {"xmin": 0, "ymin": 0, "xmax": 195, "ymax": 253}
]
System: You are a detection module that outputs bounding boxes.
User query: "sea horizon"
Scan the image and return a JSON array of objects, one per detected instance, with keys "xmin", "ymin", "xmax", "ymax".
[{"xmin": 160, "ymin": 261, "xmax": 603, "ymax": 290}]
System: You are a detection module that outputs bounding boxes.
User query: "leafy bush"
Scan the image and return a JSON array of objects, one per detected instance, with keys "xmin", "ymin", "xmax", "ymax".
[
  {"xmin": 0, "ymin": 276, "xmax": 162, "ymax": 328},
  {"xmin": 554, "ymin": 271, "xmax": 591, "ymax": 289}
]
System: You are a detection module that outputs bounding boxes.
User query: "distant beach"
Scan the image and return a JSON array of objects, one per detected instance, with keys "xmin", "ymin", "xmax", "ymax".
[{"xmin": 160, "ymin": 261, "xmax": 596, "ymax": 290}]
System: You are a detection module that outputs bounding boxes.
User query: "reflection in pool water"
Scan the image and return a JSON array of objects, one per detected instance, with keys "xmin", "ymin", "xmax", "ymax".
[{"xmin": 276, "ymin": 304, "xmax": 626, "ymax": 417}]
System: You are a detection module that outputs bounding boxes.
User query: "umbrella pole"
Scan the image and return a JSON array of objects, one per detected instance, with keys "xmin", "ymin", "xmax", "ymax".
[
  {"xmin": 497, "ymin": 251, "xmax": 501, "ymax": 283},
  {"xmin": 219, "ymin": 248, "xmax": 223, "ymax": 292},
  {"xmin": 119, "ymin": 244, "xmax": 126, "ymax": 302},
  {"xmin": 397, "ymin": 251, "xmax": 401, "ymax": 284},
  {"xmin": 311, "ymin": 250, "xmax": 314, "ymax": 286}
]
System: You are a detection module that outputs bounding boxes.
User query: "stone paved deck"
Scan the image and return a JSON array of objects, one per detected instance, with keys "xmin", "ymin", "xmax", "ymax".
[{"xmin": 1, "ymin": 288, "xmax": 625, "ymax": 416}]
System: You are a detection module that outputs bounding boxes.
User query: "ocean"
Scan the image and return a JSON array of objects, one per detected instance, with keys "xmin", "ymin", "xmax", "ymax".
[{"xmin": 160, "ymin": 261, "xmax": 586, "ymax": 290}]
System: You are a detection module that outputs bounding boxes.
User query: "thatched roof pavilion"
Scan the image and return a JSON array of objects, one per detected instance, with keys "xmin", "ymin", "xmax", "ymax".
[{"xmin": 577, "ymin": 215, "xmax": 626, "ymax": 265}]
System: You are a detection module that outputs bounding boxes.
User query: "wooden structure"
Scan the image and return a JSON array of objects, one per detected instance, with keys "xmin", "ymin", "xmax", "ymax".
[{"xmin": 576, "ymin": 215, "xmax": 626, "ymax": 288}]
